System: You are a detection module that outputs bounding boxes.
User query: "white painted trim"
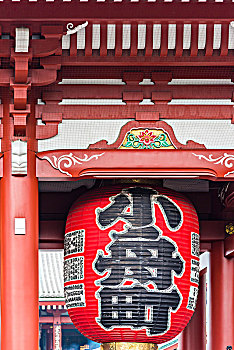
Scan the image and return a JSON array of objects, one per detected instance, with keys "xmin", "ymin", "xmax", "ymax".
[{"xmin": 15, "ymin": 28, "xmax": 29, "ymax": 53}]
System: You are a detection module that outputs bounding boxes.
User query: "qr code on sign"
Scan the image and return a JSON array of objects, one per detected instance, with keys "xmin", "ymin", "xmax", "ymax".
[{"xmin": 191, "ymin": 232, "xmax": 199, "ymax": 257}]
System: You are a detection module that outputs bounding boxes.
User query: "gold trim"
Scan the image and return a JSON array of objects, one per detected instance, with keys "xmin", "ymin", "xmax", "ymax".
[{"xmin": 101, "ymin": 343, "xmax": 158, "ymax": 350}]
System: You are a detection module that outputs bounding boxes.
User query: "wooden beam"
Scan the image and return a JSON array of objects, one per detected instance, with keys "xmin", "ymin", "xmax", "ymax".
[
  {"xmin": 36, "ymin": 149, "xmax": 234, "ymax": 180},
  {"xmin": 41, "ymin": 54, "xmax": 234, "ymax": 67},
  {"xmin": 0, "ymin": 1, "xmax": 232, "ymax": 22},
  {"xmin": 35, "ymin": 104, "xmax": 233, "ymax": 120},
  {"xmin": 41, "ymin": 84, "xmax": 234, "ymax": 100},
  {"xmin": 58, "ymin": 66, "xmax": 234, "ymax": 80}
]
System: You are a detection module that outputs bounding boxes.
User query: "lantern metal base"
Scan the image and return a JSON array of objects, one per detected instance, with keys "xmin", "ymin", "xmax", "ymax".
[{"xmin": 101, "ymin": 343, "xmax": 158, "ymax": 350}]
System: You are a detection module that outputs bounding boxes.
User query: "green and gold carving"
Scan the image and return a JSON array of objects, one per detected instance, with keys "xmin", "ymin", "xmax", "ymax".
[{"xmin": 119, "ymin": 128, "xmax": 175, "ymax": 150}]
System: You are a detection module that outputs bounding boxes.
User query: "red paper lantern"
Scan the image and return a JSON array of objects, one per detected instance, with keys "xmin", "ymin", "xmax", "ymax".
[{"xmin": 64, "ymin": 185, "xmax": 199, "ymax": 345}]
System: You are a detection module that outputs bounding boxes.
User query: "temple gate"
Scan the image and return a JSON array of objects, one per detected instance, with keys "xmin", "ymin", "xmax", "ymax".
[{"xmin": 0, "ymin": 1, "xmax": 233, "ymax": 349}]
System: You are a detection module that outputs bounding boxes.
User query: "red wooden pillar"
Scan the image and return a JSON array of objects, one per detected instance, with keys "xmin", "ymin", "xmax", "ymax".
[
  {"xmin": 0, "ymin": 101, "xmax": 39, "ymax": 350},
  {"xmin": 47, "ymin": 329, "xmax": 53, "ymax": 350},
  {"xmin": 178, "ymin": 271, "xmax": 206, "ymax": 350},
  {"xmin": 53, "ymin": 312, "xmax": 62, "ymax": 350},
  {"xmin": 209, "ymin": 241, "xmax": 234, "ymax": 350}
]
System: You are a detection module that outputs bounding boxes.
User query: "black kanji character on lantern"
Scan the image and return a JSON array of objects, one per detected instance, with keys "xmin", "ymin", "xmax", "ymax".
[
  {"xmin": 94, "ymin": 236, "xmax": 183, "ymax": 290},
  {"xmin": 94, "ymin": 187, "xmax": 184, "ymax": 335},
  {"xmin": 97, "ymin": 286, "xmax": 181, "ymax": 335},
  {"xmin": 97, "ymin": 187, "xmax": 182, "ymax": 230}
]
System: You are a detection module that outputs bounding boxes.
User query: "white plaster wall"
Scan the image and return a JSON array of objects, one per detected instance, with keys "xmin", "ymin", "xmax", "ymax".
[
  {"xmin": 38, "ymin": 119, "xmax": 234, "ymax": 152},
  {"xmin": 164, "ymin": 119, "xmax": 234, "ymax": 149},
  {"xmin": 38, "ymin": 119, "xmax": 131, "ymax": 152}
]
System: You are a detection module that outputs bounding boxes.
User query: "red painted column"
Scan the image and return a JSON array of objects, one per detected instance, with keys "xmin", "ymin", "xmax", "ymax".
[
  {"xmin": 53, "ymin": 312, "xmax": 62, "ymax": 350},
  {"xmin": 0, "ymin": 101, "xmax": 38, "ymax": 350},
  {"xmin": 178, "ymin": 271, "xmax": 206, "ymax": 350},
  {"xmin": 209, "ymin": 241, "xmax": 234, "ymax": 350},
  {"xmin": 47, "ymin": 329, "xmax": 53, "ymax": 350}
]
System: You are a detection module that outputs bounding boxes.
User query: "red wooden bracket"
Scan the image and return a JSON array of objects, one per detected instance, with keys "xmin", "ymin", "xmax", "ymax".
[
  {"xmin": 12, "ymin": 114, "xmax": 27, "ymax": 130},
  {"xmin": 36, "ymin": 87, "xmax": 63, "ymax": 141},
  {"xmin": 9, "ymin": 104, "xmax": 30, "ymax": 136},
  {"xmin": 11, "ymin": 51, "xmax": 32, "ymax": 84},
  {"xmin": 122, "ymin": 91, "xmax": 144, "ymax": 104},
  {"xmin": 151, "ymin": 72, "xmax": 172, "ymax": 84},
  {"xmin": 0, "ymin": 69, "xmax": 13, "ymax": 86},
  {"xmin": 41, "ymin": 112, "xmax": 63, "ymax": 123},
  {"xmin": 0, "ymin": 39, "xmax": 11, "ymax": 58},
  {"xmin": 11, "ymin": 114, "xmax": 28, "ymax": 136},
  {"xmin": 10, "ymin": 82, "xmax": 31, "ymax": 110},
  {"xmin": 36, "ymin": 112, "xmax": 63, "ymax": 140},
  {"xmin": 32, "ymin": 39, "xmax": 62, "ymax": 57},
  {"xmin": 31, "ymin": 69, "xmax": 58, "ymax": 87},
  {"xmin": 41, "ymin": 25, "xmax": 63, "ymax": 39},
  {"xmin": 40, "ymin": 56, "xmax": 62, "ymax": 71},
  {"xmin": 123, "ymin": 72, "xmax": 144, "ymax": 85},
  {"xmin": 10, "ymin": 77, "xmax": 31, "ymax": 135},
  {"xmin": 42, "ymin": 92, "xmax": 63, "ymax": 104},
  {"xmin": 36, "ymin": 124, "xmax": 60, "ymax": 140},
  {"xmin": 135, "ymin": 112, "xmax": 160, "ymax": 121},
  {"xmin": 122, "ymin": 72, "xmax": 145, "ymax": 105},
  {"xmin": 9, "ymin": 104, "xmax": 31, "ymax": 114},
  {"xmin": 29, "ymin": 25, "xmax": 63, "ymax": 57},
  {"xmin": 151, "ymin": 91, "xmax": 172, "ymax": 104}
]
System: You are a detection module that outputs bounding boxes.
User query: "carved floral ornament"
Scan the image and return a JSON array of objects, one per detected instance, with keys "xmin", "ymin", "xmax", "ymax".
[
  {"xmin": 119, "ymin": 128, "xmax": 175, "ymax": 150},
  {"xmin": 88, "ymin": 121, "xmax": 205, "ymax": 150}
]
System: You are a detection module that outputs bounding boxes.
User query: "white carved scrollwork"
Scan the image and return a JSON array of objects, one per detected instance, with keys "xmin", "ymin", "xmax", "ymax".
[
  {"xmin": 193, "ymin": 152, "xmax": 234, "ymax": 177},
  {"xmin": 66, "ymin": 21, "xmax": 88, "ymax": 35},
  {"xmin": 42, "ymin": 152, "xmax": 105, "ymax": 177}
]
